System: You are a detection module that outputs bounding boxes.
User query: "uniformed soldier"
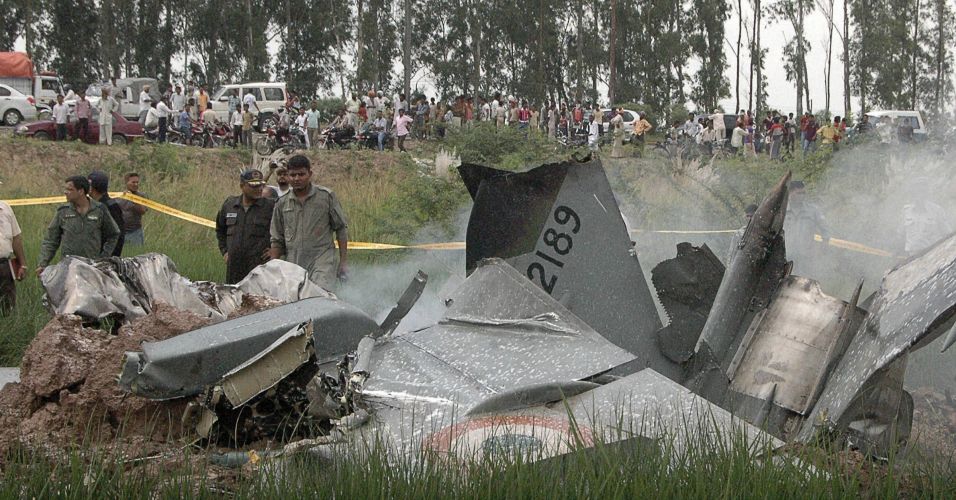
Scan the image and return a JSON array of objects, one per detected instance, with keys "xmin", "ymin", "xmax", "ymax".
[
  {"xmin": 87, "ymin": 171, "xmax": 125, "ymax": 257},
  {"xmin": 269, "ymin": 155, "xmax": 349, "ymax": 289},
  {"xmin": 36, "ymin": 176, "xmax": 121, "ymax": 276},
  {"xmin": 215, "ymin": 169, "xmax": 275, "ymax": 284}
]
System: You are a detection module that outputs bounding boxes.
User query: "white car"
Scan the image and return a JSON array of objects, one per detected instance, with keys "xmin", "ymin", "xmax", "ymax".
[
  {"xmin": 864, "ymin": 110, "xmax": 928, "ymax": 141},
  {"xmin": 211, "ymin": 82, "xmax": 288, "ymax": 130},
  {"xmin": 0, "ymin": 83, "xmax": 38, "ymax": 126}
]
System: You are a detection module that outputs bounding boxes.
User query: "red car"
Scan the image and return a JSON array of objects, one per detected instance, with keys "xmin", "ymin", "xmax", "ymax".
[{"xmin": 14, "ymin": 111, "xmax": 144, "ymax": 144}]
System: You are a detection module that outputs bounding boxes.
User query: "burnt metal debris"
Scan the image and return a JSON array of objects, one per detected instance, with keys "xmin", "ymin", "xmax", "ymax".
[{"xmin": 109, "ymin": 158, "xmax": 956, "ymax": 464}]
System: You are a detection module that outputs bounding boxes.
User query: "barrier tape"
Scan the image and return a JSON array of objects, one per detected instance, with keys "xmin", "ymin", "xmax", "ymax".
[{"xmin": 1, "ymin": 193, "xmax": 895, "ymax": 256}]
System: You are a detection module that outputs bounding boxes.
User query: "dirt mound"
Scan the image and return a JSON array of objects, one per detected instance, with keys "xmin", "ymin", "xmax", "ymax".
[
  {"xmin": 910, "ymin": 386, "xmax": 956, "ymax": 460},
  {"xmin": 0, "ymin": 296, "xmax": 278, "ymax": 458}
]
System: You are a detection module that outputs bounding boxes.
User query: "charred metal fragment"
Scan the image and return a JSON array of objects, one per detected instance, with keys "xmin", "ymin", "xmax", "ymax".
[
  {"xmin": 376, "ymin": 271, "xmax": 428, "ymax": 338},
  {"xmin": 652, "ymin": 243, "xmax": 725, "ymax": 364}
]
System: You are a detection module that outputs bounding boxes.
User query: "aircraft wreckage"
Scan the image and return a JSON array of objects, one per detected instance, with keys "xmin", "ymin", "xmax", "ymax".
[{"xmin": 42, "ymin": 158, "xmax": 956, "ymax": 464}]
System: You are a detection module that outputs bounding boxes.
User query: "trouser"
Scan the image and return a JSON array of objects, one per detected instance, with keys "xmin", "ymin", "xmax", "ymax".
[
  {"xmin": 74, "ymin": 118, "xmax": 89, "ymax": 141},
  {"xmin": 414, "ymin": 116, "xmax": 423, "ymax": 138},
  {"xmin": 771, "ymin": 137, "xmax": 782, "ymax": 159},
  {"xmin": 802, "ymin": 138, "xmax": 811, "ymax": 153},
  {"xmin": 243, "ymin": 129, "xmax": 252, "ymax": 147},
  {"xmin": 125, "ymin": 228, "xmax": 145, "ymax": 246},
  {"xmin": 56, "ymin": 124, "xmax": 67, "ymax": 140},
  {"xmin": 397, "ymin": 134, "xmax": 407, "ymax": 151},
  {"xmin": 100, "ymin": 120, "xmax": 113, "ymax": 145},
  {"xmin": 0, "ymin": 258, "xmax": 15, "ymax": 314},
  {"xmin": 377, "ymin": 131, "xmax": 386, "ymax": 150},
  {"xmin": 308, "ymin": 128, "xmax": 319, "ymax": 149},
  {"xmin": 158, "ymin": 117, "xmax": 167, "ymax": 143},
  {"xmin": 302, "ymin": 128, "xmax": 311, "ymax": 149},
  {"xmin": 233, "ymin": 125, "xmax": 242, "ymax": 147}
]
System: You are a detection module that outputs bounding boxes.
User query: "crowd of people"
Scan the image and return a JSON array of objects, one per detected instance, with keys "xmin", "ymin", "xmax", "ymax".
[{"xmin": 0, "ymin": 156, "xmax": 349, "ymax": 315}]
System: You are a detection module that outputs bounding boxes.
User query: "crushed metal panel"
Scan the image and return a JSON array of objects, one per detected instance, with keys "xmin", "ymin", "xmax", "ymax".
[
  {"xmin": 359, "ymin": 259, "xmax": 637, "ymax": 451},
  {"xmin": 41, "ymin": 256, "xmax": 147, "ymax": 319},
  {"xmin": 728, "ymin": 277, "xmax": 864, "ymax": 414},
  {"xmin": 567, "ymin": 369, "xmax": 783, "ymax": 455},
  {"xmin": 797, "ymin": 232, "xmax": 956, "ymax": 443},
  {"xmin": 419, "ymin": 369, "xmax": 781, "ymax": 462},
  {"xmin": 236, "ymin": 259, "xmax": 333, "ymax": 303},
  {"xmin": 376, "ymin": 271, "xmax": 428, "ymax": 338},
  {"xmin": 120, "ymin": 297, "xmax": 377, "ymax": 399},
  {"xmin": 219, "ymin": 323, "xmax": 313, "ymax": 407},
  {"xmin": 119, "ymin": 253, "xmax": 241, "ymax": 320},
  {"xmin": 459, "ymin": 160, "xmax": 672, "ymax": 379}
]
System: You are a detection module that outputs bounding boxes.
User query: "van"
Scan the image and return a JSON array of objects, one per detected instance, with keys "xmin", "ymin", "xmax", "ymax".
[
  {"xmin": 864, "ymin": 110, "xmax": 928, "ymax": 141},
  {"xmin": 211, "ymin": 82, "xmax": 288, "ymax": 130}
]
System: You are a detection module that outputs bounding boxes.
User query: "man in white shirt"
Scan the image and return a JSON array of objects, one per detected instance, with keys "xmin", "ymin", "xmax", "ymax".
[
  {"xmin": 710, "ymin": 108, "xmax": 726, "ymax": 141},
  {"xmin": 231, "ymin": 106, "xmax": 244, "ymax": 148},
  {"xmin": 480, "ymin": 97, "xmax": 491, "ymax": 122},
  {"xmin": 156, "ymin": 97, "xmax": 172, "ymax": 143},
  {"xmin": 243, "ymin": 90, "xmax": 260, "ymax": 129},
  {"xmin": 98, "ymin": 88, "xmax": 119, "ymax": 145},
  {"xmin": 294, "ymin": 107, "xmax": 309, "ymax": 149},
  {"xmin": 731, "ymin": 123, "xmax": 747, "ymax": 155},
  {"xmin": 200, "ymin": 103, "xmax": 217, "ymax": 124},
  {"xmin": 171, "ymin": 85, "xmax": 186, "ymax": 127},
  {"xmin": 371, "ymin": 111, "xmax": 388, "ymax": 150},
  {"xmin": 0, "ymin": 200, "xmax": 26, "ymax": 314},
  {"xmin": 52, "ymin": 94, "xmax": 70, "ymax": 141},
  {"xmin": 139, "ymin": 85, "xmax": 153, "ymax": 125},
  {"xmin": 346, "ymin": 93, "xmax": 360, "ymax": 128}
]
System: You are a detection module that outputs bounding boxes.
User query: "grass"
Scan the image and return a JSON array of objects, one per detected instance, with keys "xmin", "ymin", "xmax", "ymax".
[{"xmin": 0, "ymin": 410, "xmax": 953, "ymax": 498}]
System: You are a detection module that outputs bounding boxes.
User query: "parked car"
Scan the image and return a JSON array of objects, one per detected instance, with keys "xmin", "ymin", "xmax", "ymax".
[
  {"xmin": 14, "ymin": 111, "xmax": 144, "ymax": 144},
  {"xmin": 864, "ymin": 110, "xmax": 928, "ymax": 141},
  {"xmin": 0, "ymin": 52, "xmax": 64, "ymax": 106},
  {"xmin": 0, "ymin": 83, "xmax": 38, "ymax": 126},
  {"xmin": 211, "ymin": 82, "xmax": 288, "ymax": 131},
  {"xmin": 81, "ymin": 78, "xmax": 161, "ymax": 121}
]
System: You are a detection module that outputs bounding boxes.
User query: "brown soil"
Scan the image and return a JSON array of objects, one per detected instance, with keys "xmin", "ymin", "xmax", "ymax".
[
  {"xmin": 0, "ymin": 296, "xmax": 280, "ymax": 460},
  {"xmin": 910, "ymin": 386, "xmax": 956, "ymax": 460}
]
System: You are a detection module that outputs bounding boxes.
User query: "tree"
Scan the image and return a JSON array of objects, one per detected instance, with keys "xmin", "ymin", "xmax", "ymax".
[{"xmin": 689, "ymin": 0, "xmax": 731, "ymax": 111}]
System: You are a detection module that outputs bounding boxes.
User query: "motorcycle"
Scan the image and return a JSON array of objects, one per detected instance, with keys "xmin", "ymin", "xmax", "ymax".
[
  {"xmin": 204, "ymin": 120, "xmax": 236, "ymax": 148},
  {"xmin": 255, "ymin": 125, "xmax": 307, "ymax": 155},
  {"xmin": 356, "ymin": 124, "xmax": 392, "ymax": 150},
  {"xmin": 323, "ymin": 125, "xmax": 356, "ymax": 150}
]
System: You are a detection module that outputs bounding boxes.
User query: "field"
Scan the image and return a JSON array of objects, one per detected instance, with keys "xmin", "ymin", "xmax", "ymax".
[{"xmin": 0, "ymin": 131, "xmax": 954, "ymax": 497}]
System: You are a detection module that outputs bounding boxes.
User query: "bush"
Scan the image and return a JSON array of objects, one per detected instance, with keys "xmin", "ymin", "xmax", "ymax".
[{"xmin": 443, "ymin": 123, "xmax": 562, "ymax": 170}]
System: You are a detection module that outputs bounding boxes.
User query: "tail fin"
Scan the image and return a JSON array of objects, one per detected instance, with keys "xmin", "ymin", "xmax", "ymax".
[{"xmin": 459, "ymin": 159, "xmax": 678, "ymax": 380}]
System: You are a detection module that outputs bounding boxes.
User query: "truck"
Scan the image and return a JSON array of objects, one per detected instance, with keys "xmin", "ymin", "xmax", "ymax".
[{"xmin": 0, "ymin": 52, "xmax": 64, "ymax": 107}]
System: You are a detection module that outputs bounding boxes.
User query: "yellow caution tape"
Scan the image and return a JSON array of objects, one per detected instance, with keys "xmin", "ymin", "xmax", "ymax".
[
  {"xmin": 4, "ymin": 196, "xmax": 70, "ymax": 207},
  {"xmin": 0, "ymin": 193, "xmax": 895, "ymax": 256},
  {"xmin": 115, "ymin": 192, "xmax": 217, "ymax": 229},
  {"xmin": 815, "ymin": 234, "xmax": 894, "ymax": 258}
]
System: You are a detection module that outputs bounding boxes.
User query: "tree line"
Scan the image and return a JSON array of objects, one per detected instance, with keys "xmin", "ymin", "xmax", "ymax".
[{"xmin": 1, "ymin": 0, "xmax": 953, "ymax": 122}]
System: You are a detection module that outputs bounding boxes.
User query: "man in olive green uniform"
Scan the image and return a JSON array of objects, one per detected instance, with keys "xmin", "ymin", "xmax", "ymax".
[
  {"xmin": 36, "ymin": 176, "xmax": 121, "ymax": 276},
  {"xmin": 215, "ymin": 170, "xmax": 275, "ymax": 284},
  {"xmin": 269, "ymin": 155, "xmax": 349, "ymax": 289}
]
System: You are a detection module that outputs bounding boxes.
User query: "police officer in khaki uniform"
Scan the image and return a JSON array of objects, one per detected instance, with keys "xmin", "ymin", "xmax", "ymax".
[
  {"xmin": 36, "ymin": 176, "xmax": 121, "ymax": 276},
  {"xmin": 215, "ymin": 169, "xmax": 275, "ymax": 284},
  {"xmin": 269, "ymin": 155, "xmax": 349, "ymax": 289}
]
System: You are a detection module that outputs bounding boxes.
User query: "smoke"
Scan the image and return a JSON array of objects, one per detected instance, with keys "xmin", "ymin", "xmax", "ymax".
[
  {"xmin": 610, "ymin": 136, "xmax": 956, "ymax": 392},
  {"xmin": 336, "ymin": 206, "xmax": 471, "ymax": 334}
]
